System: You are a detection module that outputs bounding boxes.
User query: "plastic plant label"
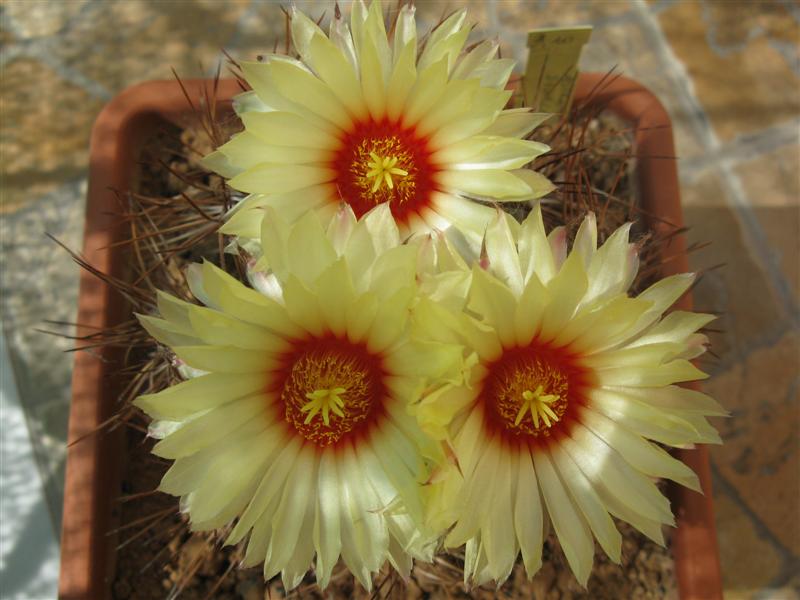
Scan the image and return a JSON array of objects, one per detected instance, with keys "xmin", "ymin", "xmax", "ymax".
[{"xmin": 525, "ymin": 26, "xmax": 592, "ymax": 114}]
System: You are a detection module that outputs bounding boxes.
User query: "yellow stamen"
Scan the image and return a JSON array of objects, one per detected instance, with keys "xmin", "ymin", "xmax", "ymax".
[
  {"xmin": 515, "ymin": 385, "xmax": 561, "ymax": 428},
  {"xmin": 365, "ymin": 151, "xmax": 409, "ymax": 193},
  {"xmin": 301, "ymin": 387, "xmax": 347, "ymax": 426}
]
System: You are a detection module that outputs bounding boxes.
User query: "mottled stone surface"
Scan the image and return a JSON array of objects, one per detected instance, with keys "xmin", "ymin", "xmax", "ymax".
[
  {"xmin": 0, "ymin": 1, "xmax": 798, "ymax": 598},
  {"xmin": 682, "ymin": 172, "xmax": 792, "ymax": 362},
  {"xmin": 0, "ymin": 178, "xmax": 86, "ymax": 531},
  {"xmin": 737, "ymin": 145, "xmax": 800, "ymax": 300},
  {"xmin": 713, "ymin": 493, "xmax": 782, "ymax": 593},
  {"xmin": 0, "ymin": 58, "xmax": 103, "ymax": 212},
  {"xmin": 709, "ymin": 332, "xmax": 800, "ymax": 554},
  {"xmin": 658, "ymin": 1, "xmax": 800, "ymax": 143}
]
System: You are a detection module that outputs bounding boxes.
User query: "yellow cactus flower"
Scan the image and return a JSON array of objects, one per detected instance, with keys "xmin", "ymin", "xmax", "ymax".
[
  {"xmin": 135, "ymin": 204, "xmax": 464, "ymax": 591},
  {"xmin": 412, "ymin": 205, "xmax": 725, "ymax": 587},
  {"xmin": 203, "ymin": 1, "xmax": 553, "ymax": 246}
]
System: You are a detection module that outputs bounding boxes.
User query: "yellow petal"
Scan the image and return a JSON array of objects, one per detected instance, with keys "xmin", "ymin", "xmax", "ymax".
[
  {"xmin": 611, "ymin": 384, "xmax": 727, "ymax": 417},
  {"xmin": 549, "ymin": 444, "xmax": 622, "ymax": 563},
  {"xmin": 316, "ymin": 259, "xmax": 355, "ymax": 336},
  {"xmin": 482, "ymin": 108, "xmax": 552, "ymax": 138},
  {"xmin": 287, "ymin": 210, "xmax": 338, "ymax": 286},
  {"xmin": 230, "ymin": 163, "xmax": 335, "ymax": 195},
  {"xmin": 579, "ymin": 405, "xmax": 703, "ymax": 489},
  {"xmin": 514, "ymin": 449, "xmax": 544, "ymax": 575},
  {"xmin": 386, "ymin": 40, "xmax": 417, "ymax": 122},
  {"xmin": 308, "ymin": 33, "xmax": 368, "ymax": 119},
  {"xmin": 439, "ymin": 168, "xmax": 535, "ymax": 199},
  {"xmin": 537, "ymin": 250, "xmax": 589, "ymax": 342},
  {"xmin": 152, "ymin": 395, "xmax": 266, "ymax": 459},
  {"xmin": 416, "ymin": 78, "xmax": 481, "ymax": 136},
  {"xmin": 402, "ymin": 58, "xmax": 449, "ymax": 128},
  {"xmin": 385, "ymin": 338, "xmax": 463, "ymax": 381},
  {"xmin": 392, "ymin": 3, "xmax": 416, "ymax": 61},
  {"xmin": 345, "ymin": 291, "xmax": 378, "ymax": 344},
  {"xmin": 532, "ymin": 449, "xmax": 594, "ymax": 586},
  {"xmin": 231, "ymin": 90, "xmax": 268, "ymax": 116},
  {"xmin": 223, "ymin": 185, "xmax": 335, "ymax": 239},
  {"xmin": 188, "ymin": 425, "xmax": 277, "ymax": 526},
  {"xmin": 135, "ymin": 372, "xmax": 266, "ymax": 421},
  {"xmin": 199, "ymin": 261, "xmax": 303, "ymax": 338},
  {"xmin": 344, "ymin": 203, "xmax": 400, "ymax": 287},
  {"xmin": 367, "ymin": 285, "xmax": 416, "ymax": 353},
  {"xmin": 229, "ymin": 435, "xmax": 303, "ymax": 545},
  {"xmin": 583, "ymin": 222, "xmax": 635, "ymax": 306},
  {"xmin": 482, "ymin": 453, "xmax": 516, "ymax": 582},
  {"xmin": 289, "ymin": 7, "xmax": 326, "ymax": 67},
  {"xmin": 242, "ymin": 110, "xmax": 339, "ymax": 148},
  {"xmin": 217, "ymin": 131, "xmax": 335, "ymax": 169},
  {"xmin": 417, "ymin": 8, "xmax": 467, "ymax": 72},
  {"xmin": 484, "ymin": 209, "xmax": 523, "ymax": 296},
  {"xmin": 518, "ymin": 202, "xmax": 556, "ymax": 285},
  {"xmin": 435, "ymin": 135, "xmax": 550, "ymax": 171},
  {"xmin": 446, "ymin": 438, "xmax": 501, "ymax": 546},
  {"xmin": 557, "ymin": 296, "xmax": 652, "ymax": 354},
  {"xmin": 359, "ymin": 27, "xmax": 387, "ymax": 121},
  {"xmin": 468, "ymin": 265, "xmax": 517, "ymax": 347},
  {"xmin": 629, "ymin": 273, "xmax": 697, "ymax": 336},
  {"xmin": 470, "ymin": 57, "xmax": 515, "ymax": 89},
  {"xmin": 265, "ymin": 445, "xmax": 317, "ymax": 579},
  {"xmin": 430, "ymin": 192, "xmax": 496, "ymax": 245},
  {"xmin": 573, "ymin": 212, "xmax": 598, "ymax": 269},
  {"xmin": 594, "ymin": 359, "xmax": 708, "ymax": 388},
  {"xmin": 186, "ymin": 305, "xmax": 287, "ymax": 352},
  {"xmin": 282, "ymin": 275, "xmax": 326, "ymax": 337},
  {"xmin": 628, "ymin": 311, "xmax": 716, "ymax": 348},
  {"xmin": 431, "ymin": 88, "xmax": 510, "ymax": 146},
  {"xmin": 172, "ymin": 345, "xmax": 274, "ymax": 374},
  {"xmin": 513, "ymin": 273, "xmax": 549, "ymax": 347},
  {"xmin": 200, "ymin": 149, "xmax": 241, "ymax": 178},
  {"xmin": 451, "ymin": 39, "xmax": 499, "ymax": 80},
  {"xmin": 136, "ymin": 313, "xmax": 198, "ymax": 348},
  {"xmin": 563, "ymin": 424, "xmax": 674, "ymax": 524}
]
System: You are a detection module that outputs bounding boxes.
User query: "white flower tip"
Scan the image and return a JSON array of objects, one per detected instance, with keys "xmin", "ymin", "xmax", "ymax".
[{"xmin": 399, "ymin": 2, "xmax": 415, "ymax": 16}]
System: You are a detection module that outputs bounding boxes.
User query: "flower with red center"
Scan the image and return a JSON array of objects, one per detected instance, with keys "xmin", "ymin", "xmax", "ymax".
[
  {"xmin": 411, "ymin": 206, "xmax": 725, "ymax": 586},
  {"xmin": 203, "ymin": 2, "xmax": 553, "ymax": 246},
  {"xmin": 135, "ymin": 204, "xmax": 465, "ymax": 591}
]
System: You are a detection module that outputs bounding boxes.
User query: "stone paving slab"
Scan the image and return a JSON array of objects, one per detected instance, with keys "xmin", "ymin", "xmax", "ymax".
[{"xmin": 0, "ymin": 1, "xmax": 797, "ymax": 598}]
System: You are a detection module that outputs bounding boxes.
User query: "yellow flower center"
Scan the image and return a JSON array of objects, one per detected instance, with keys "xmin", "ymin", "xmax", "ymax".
[
  {"xmin": 481, "ymin": 346, "xmax": 573, "ymax": 439},
  {"xmin": 301, "ymin": 387, "xmax": 347, "ymax": 426},
  {"xmin": 350, "ymin": 135, "xmax": 416, "ymax": 205},
  {"xmin": 333, "ymin": 121, "xmax": 438, "ymax": 222},
  {"xmin": 516, "ymin": 386, "xmax": 561, "ymax": 429},
  {"xmin": 278, "ymin": 340, "xmax": 386, "ymax": 447},
  {"xmin": 365, "ymin": 152, "xmax": 409, "ymax": 193}
]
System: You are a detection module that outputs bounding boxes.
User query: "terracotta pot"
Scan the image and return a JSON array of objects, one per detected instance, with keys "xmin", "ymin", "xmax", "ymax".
[
  {"xmin": 59, "ymin": 74, "xmax": 722, "ymax": 599},
  {"xmin": 573, "ymin": 73, "xmax": 723, "ymax": 600}
]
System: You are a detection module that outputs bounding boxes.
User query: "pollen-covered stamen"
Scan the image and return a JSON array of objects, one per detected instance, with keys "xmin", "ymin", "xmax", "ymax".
[
  {"xmin": 277, "ymin": 338, "xmax": 388, "ymax": 447},
  {"xmin": 302, "ymin": 387, "xmax": 347, "ymax": 426},
  {"xmin": 479, "ymin": 341, "xmax": 590, "ymax": 441},
  {"xmin": 333, "ymin": 120, "xmax": 438, "ymax": 222},
  {"xmin": 365, "ymin": 152, "xmax": 409, "ymax": 192},
  {"xmin": 515, "ymin": 386, "xmax": 561, "ymax": 428},
  {"xmin": 350, "ymin": 135, "xmax": 416, "ymax": 205},
  {"xmin": 493, "ymin": 357, "xmax": 569, "ymax": 438}
]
